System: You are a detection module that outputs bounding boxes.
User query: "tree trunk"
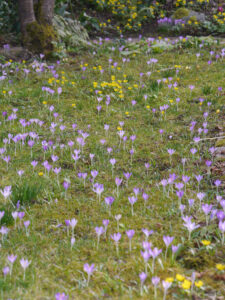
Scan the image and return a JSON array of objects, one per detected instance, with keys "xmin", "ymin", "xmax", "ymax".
[
  {"xmin": 18, "ymin": 0, "xmax": 56, "ymax": 57},
  {"xmin": 40, "ymin": 0, "xmax": 55, "ymax": 25},
  {"xmin": 18, "ymin": 0, "xmax": 36, "ymax": 35}
]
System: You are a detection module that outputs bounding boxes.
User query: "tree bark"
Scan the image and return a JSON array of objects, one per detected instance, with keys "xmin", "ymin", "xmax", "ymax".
[
  {"xmin": 40, "ymin": 0, "xmax": 55, "ymax": 25},
  {"xmin": 18, "ymin": 0, "xmax": 56, "ymax": 57},
  {"xmin": 18, "ymin": 0, "xmax": 36, "ymax": 35}
]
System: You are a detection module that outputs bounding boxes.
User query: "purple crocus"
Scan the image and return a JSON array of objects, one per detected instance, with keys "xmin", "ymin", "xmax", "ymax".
[
  {"xmin": 20, "ymin": 258, "xmax": 31, "ymax": 280},
  {"xmin": 152, "ymin": 276, "xmax": 160, "ymax": 298},
  {"xmin": 149, "ymin": 247, "xmax": 162, "ymax": 273},
  {"xmin": 139, "ymin": 272, "xmax": 147, "ymax": 295},
  {"xmin": 162, "ymin": 280, "xmax": 172, "ymax": 300},
  {"xmin": 128, "ymin": 196, "xmax": 137, "ymax": 216},
  {"xmin": 111, "ymin": 232, "xmax": 121, "ymax": 255},
  {"xmin": 163, "ymin": 236, "xmax": 174, "ymax": 257},
  {"xmin": 83, "ymin": 263, "xmax": 95, "ymax": 286},
  {"xmin": 126, "ymin": 229, "xmax": 135, "ymax": 252},
  {"xmin": 8, "ymin": 254, "xmax": 17, "ymax": 275},
  {"xmin": 115, "ymin": 177, "xmax": 122, "ymax": 197},
  {"xmin": 93, "ymin": 183, "xmax": 104, "ymax": 202},
  {"xmin": 55, "ymin": 293, "xmax": 69, "ymax": 300},
  {"xmin": 95, "ymin": 226, "xmax": 104, "ymax": 249},
  {"xmin": 219, "ymin": 221, "xmax": 225, "ymax": 244},
  {"xmin": 105, "ymin": 196, "xmax": 114, "ymax": 214},
  {"xmin": 183, "ymin": 218, "xmax": 200, "ymax": 240}
]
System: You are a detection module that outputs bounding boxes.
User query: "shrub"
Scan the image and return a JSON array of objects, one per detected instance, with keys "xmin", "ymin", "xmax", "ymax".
[{"xmin": 173, "ymin": 8, "xmax": 189, "ymax": 19}]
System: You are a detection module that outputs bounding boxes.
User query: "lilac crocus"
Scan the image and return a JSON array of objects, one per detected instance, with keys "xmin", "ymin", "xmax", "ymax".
[
  {"xmin": 110, "ymin": 158, "xmax": 116, "ymax": 174},
  {"xmin": 55, "ymin": 293, "xmax": 69, "ymax": 300},
  {"xmin": 163, "ymin": 236, "xmax": 174, "ymax": 257},
  {"xmin": 3, "ymin": 266, "xmax": 10, "ymax": 277},
  {"xmin": 105, "ymin": 196, "xmax": 114, "ymax": 214},
  {"xmin": 93, "ymin": 183, "xmax": 104, "ymax": 202},
  {"xmin": 128, "ymin": 196, "xmax": 137, "ymax": 216},
  {"xmin": 202, "ymin": 203, "xmax": 212, "ymax": 225},
  {"xmin": 0, "ymin": 186, "xmax": 12, "ymax": 203},
  {"xmin": 126, "ymin": 229, "xmax": 135, "ymax": 252},
  {"xmin": 8, "ymin": 254, "xmax": 17, "ymax": 275},
  {"xmin": 0, "ymin": 226, "xmax": 9, "ymax": 242},
  {"xmin": 183, "ymin": 219, "xmax": 200, "ymax": 240},
  {"xmin": 197, "ymin": 192, "xmax": 206, "ymax": 207},
  {"xmin": 162, "ymin": 280, "xmax": 172, "ymax": 300},
  {"xmin": 219, "ymin": 221, "xmax": 225, "ymax": 244},
  {"xmin": 95, "ymin": 226, "xmax": 104, "ymax": 249},
  {"xmin": 142, "ymin": 228, "xmax": 154, "ymax": 240},
  {"xmin": 111, "ymin": 233, "xmax": 121, "ymax": 255},
  {"xmin": 20, "ymin": 258, "xmax": 31, "ymax": 280},
  {"xmin": 115, "ymin": 177, "xmax": 122, "ymax": 197},
  {"xmin": 152, "ymin": 276, "xmax": 160, "ymax": 299},
  {"xmin": 141, "ymin": 250, "xmax": 151, "ymax": 273},
  {"xmin": 70, "ymin": 218, "xmax": 78, "ymax": 237},
  {"xmin": 83, "ymin": 263, "xmax": 95, "ymax": 286},
  {"xmin": 124, "ymin": 172, "xmax": 132, "ymax": 187},
  {"xmin": 149, "ymin": 247, "xmax": 162, "ymax": 273},
  {"xmin": 139, "ymin": 272, "xmax": 147, "ymax": 295}
]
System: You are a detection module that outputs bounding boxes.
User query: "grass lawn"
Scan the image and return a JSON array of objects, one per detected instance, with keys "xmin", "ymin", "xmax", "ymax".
[{"xmin": 0, "ymin": 36, "xmax": 225, "ymax": 299}]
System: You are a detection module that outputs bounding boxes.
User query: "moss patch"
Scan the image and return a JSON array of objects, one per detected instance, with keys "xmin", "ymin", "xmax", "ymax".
[
  {"xmin": 173, "ymin": 8, "xmax": 190, "ymax": 19},
  {"xmin": 24, "ymin": 21, "xmax": 56, "ymax": 57}
]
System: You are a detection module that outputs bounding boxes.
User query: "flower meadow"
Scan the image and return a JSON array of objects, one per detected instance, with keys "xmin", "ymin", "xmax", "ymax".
[{"xmin": 0, "ymin": 36, "xmax": 225, "ymax": 299}]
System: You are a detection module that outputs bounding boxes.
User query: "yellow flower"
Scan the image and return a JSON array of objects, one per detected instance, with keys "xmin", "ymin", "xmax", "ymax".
[
  {"xmin": 165, "ymin": 277, "xmax": 174, "ymax": 283},
  {"xmin": 125, "ymin": 111, "xmax": 129, "ymax": 115},
  {"xmin": 3, "ymin": 90, "xmax": 6, "ymax": 94},
  {"xmin": 176, "ymin": 274, "xmax": 185, "ymax": 281},
  {"xmin": 216, "ymin": 264, "xmax": 225, "ymax": 271},
  {"xmin": 216, "ymin": 109, "xmax": 220, "ymax": 113},
  {"xmin": 72, "ymin": 104, "xmax": 76, "ymax": 107},
  {"xmin": 38, "ymin": 172, "xmax": 44, "ymax": 176},
  {"xmin": 146, "ymin": 105, "xmax": 150, "ymax": 109},
  {"xmin": 117, "ymin": 126, "xmax": 122, "ymax": 131},
  {"xmin": 42, "ymin": 101, "xmax": 47, "ymax": 104},
  {"xmin": 182, "ymin": 279, "xmax": 191, "ymax": 289},
  {"xmin": 201, "ymin": 240, "xmax": 211, "ymax": 246},
  {"xmin": 195, "ymin": 280, "xmax": 203, "ymax": 288}
]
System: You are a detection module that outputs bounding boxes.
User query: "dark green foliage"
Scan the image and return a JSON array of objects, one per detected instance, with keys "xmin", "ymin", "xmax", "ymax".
[
  {"xmin": 0, "ymin": 0, "xmax": 19, "ymax": 34},
  {"xmin": 12, "ymin": 182, "xmax": 42, "ymax": 206},
  {"xmin": 0, "ymin": 206, "xmax": 14, "ymax": 226}
]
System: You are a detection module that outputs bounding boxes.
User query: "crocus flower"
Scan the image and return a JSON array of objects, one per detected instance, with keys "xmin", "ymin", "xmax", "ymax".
[
  {"xmin": 149, "ymin": 247, "xmax": 162, "ymax": 273},
  {"xmin": 126, "ymin": 229, "xmax": 135, "ymax": 252},
  {"xmin": 83, "ymin": 263, "xmax": 95, "ymax": 286},
  {"xmin": 139, "ymin": 272, "xmax": 147, "ymax": 295},
  {"xmin": 142, "ymin": 228, "xmax": 154, "ymax": 240},
  {"xmin": 115, "ymin": 177, "xmax": 122, "ymax": 197},
  {"xmin": 183, "ymin": 219, "xmax": 200, "ymax": 240},
  {"xmin": 128, "ymin": 196, "xmax": 137, "ymax": 216},
  {"xmin": 95, "ymin": 226, "xmax": 104, "ymax": 249},
  {"xmin": 162, "ymin": 280, "xmax": 172, "ymax": 300},
  {"xmin": 8, "ymin": 254, "xmax": 17, "ymax": 275},
  {"xmin": 55, "ymin": 293, "xmax": 69, "ymax": 300},
  {"xmin": 70, "ymin": 218, "xmax": 78, "ymax": 237},
  {"xmin": 152, "ymin": 276, "xmax": 160, "ymax": 299},
  {"xmin": 219, "ymin": 221, "xmax": 225, "ymax": 244},
  {"xmin": 105, "ymin": 196, "xmax": 114, "ymax": 214},
  {"xmin": 20, "ymin": 258, "xmax": 31, "ymax": 280},
  {"xmin": 163, "ymin": 236, "xmax": 174, "ymax": 257},
  {"xmin": 111, "ymin": 233, "xmax": 121, "ymax": 255}
]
